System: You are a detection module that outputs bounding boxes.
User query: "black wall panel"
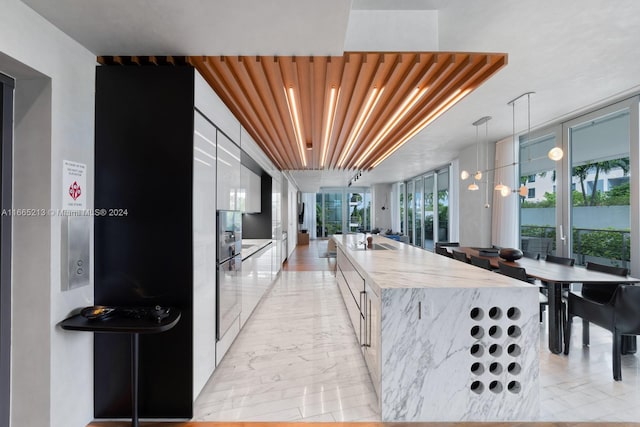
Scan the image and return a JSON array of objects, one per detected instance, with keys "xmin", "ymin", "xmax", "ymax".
[{"xmin": 94, "ymin": 66, "xmax": 195, "ymax": 418}]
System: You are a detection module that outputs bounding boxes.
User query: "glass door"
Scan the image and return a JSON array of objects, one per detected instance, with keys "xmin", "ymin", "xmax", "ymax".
[
  {"xmin": 348, "ymin": 191, "xmax": 370, "ymax": 233},
  {"xmin": 322, "ymin": 192, "xmax": 343, "ymax": 236},
  {"xmin": 424, "ymin": 175, "xmax": 434, "ymax": 250},
  {"xmin": 567, "ymin": 106, "xmax": 631, "ymax": 268},
  {"xmin": 436, "ymin": 169, "xmax": 450, "ymax": 243},
  {"xmin": 407, "ymin": 180, "xmax": 414, "ymax": 244},
  {"xmin": 414, "ymin": 178, "xmax": 423, "ymax": 247},
  {"xmin": 399, "ymin": 182, "xmax": 405, "ymax": 236},
  {"xmin": 519, "ymin": 132, "xmax": 559, "ymax": 257}
]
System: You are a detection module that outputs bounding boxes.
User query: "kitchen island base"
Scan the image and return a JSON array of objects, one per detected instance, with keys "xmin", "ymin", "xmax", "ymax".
[{"xmin": 334, "ymin": 235, "xmax": 540, "ymax": 422}]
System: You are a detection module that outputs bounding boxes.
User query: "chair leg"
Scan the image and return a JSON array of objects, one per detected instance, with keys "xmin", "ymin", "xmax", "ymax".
[
  {"xmin": 613, "ymin": 331, "xmax": 622, "ymax": 381},
  {"xmin": 564, "ymin": 313, "xmax": 572, "ymax": 355},
  {"xmin": 539, "ymin": 304, "xmax": 545, "ymax": 323},
  {"xmin": 582, "ymin": 319, "xmax": 590, "ymax": 346}
]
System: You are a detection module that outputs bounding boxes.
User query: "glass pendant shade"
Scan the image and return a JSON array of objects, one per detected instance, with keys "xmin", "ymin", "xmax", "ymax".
[
  {"xmin": 548, "ymin": 147, "xmax": 564, "ymax": 161},
  {"xmin": 461, "ymin": 170, "xmax": 470, "ymax": 180},
  {"xmin": 474, "ymin": 171, "xmax": 482, "ymax": 180},
  {"xmin": 468, "ymin": 182, "xmax": 479, "ymax": 191},
  {"xmin": 500, "ymin": 185, "xmax": 511, "ymax": 197},
  {"xmin": 519, "ymin": 185, "xmax": 528, "ymax": 197}
]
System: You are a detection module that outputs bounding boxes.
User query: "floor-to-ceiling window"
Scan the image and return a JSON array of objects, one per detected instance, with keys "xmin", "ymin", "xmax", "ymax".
[
  {"xmin": 568, "ymin": 107, "xmax": 631, "ymax": 268},
  {"xmin": 317, "ymin": 192, "xmax": 343, "ymax": 237},
  {"xmin": 519, "ymin": 132, "xmax": 559, "ymax": 256},
  {"xmin": 315, "ymin": 188, "xmax": 371, "ymax": 237},
  {"xmin": 396, "ymin": 165, "xmax": 452, "ymax": 250},
  {"xmin": 407, "ymin": 181, "xmax": 414, "ymax": 244},
  {"xmin": 414, "ymin": 177, "xmax": 423, "ymax": 247},
  {"xmin": 0, "ymin": 72, "xmax": 14, "ymax": 427},
  {"xmin": 436, "ymin": 168, "xmax": 450, "ymax": 243},
  {"xmin": 399, "ymin": 182, "xmax": 405, "ymax": 236},
  {"xmin": 518, "ymin": 97, "xmax": 637, "ymax": 271},
  {"xmin": 424, "ymin": 175, "xmax": 434, "ymax": 250},
  {"xmin": 348, "ymin": 190, "xmax": 371, "ymax": 233}
]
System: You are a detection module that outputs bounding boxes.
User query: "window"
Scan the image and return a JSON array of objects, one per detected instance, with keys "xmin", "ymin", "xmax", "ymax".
[
  {"xmin": 528, "ymin": 174, "xmax": 536, "ymax": 183},
  {"xmin": 527, "ymin": 188, "xmax": 535, "ymax": 199}
]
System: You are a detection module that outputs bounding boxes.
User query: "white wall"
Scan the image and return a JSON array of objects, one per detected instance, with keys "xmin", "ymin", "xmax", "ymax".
[
  {"xmin": 1, "ymin": 1, "xmax": 96, "ymax": 426},
  {"xmin": 372, "ymin": 183, "xmax": 392, "ymax": 231},
  {"xmin": 457, "ymin": 141, "xmax": 495, "ymax": 247}
]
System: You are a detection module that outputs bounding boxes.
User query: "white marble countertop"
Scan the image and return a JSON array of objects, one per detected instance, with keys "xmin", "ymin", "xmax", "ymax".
[
  {"xmin": 333, "ymin": 234, "xmax": 532, "ymax": 291},
  {"xmin": 241, "ymin": 239, "xmax": 272, "ymax": 260}
]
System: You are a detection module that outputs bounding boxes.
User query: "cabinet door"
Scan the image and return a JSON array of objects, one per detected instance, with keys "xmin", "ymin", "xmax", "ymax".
[
  {"xmin": 336, "ymin": 265, "xmax": 363, "ymax": 344},
  {"xmin": 364, "ymin": 282, "xmax": 381, "ymax": 399},
  {"xmin": 250, "ymin": 169, "xmax": 262, "ymax": 213},
  {"xmin": 192, "ymin": 111, "xmax": 217, "ymax": 396},
  {"xmin": 239, "ymin": 165, "xmax": 250, "ymax": 213},
  {"xmin": 217, "ymin": 131, "xmax": 241, "ymax": 210}
]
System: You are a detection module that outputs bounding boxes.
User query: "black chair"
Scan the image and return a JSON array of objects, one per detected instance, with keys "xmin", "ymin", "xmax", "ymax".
[
  {"xmin": 498, "ymin": 261, "xmax": 557, "ymax": 322},
  {"xmin": 545, "ymin": 254, "xmax": 575, "ymax": 266},
  {"xmin": 452, "ymin": 251, "xmax": 469, "ymax": 263},
  {"xmin": 564, "ymin": 262, "xmax": 629, "ymax": 356},
  {"xmin": 523, "ymin": 251, "xmax": 540, "ymax": 260},
  {"xmin": 498, "ymin": 261, "xmax": 534, "ymax": 283},
  {"xmin": 565, "ymin": 283, "xmax": 640, "ymax": 381},
  {"xmin": 470, "ymin": 255, "xmax": 492, "ymax": 270},
  {"xmin": 435, "ymin": 246, "xmax": 453, "ymax": 258},
  {"xmin": 435, "ymin": 242, "xmax": 459, "ymax": 250}
]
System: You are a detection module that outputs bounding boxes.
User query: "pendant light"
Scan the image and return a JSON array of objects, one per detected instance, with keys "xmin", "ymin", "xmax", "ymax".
[
  {"xmin": 467, "ymin": 119, "xmax": 482, "ymax": 191},
  {"xmin": 518, "ymin": 93, "xmax": 533, "ymax": 198},
  {"xmin": 483, "ymin": 116, "xmax": 491, "ymax": 208}
]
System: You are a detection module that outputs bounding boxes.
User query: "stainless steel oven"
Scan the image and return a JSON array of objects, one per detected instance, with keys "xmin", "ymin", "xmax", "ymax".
[{"xmin": 217, "ymin": 210, "xmax": 242, "ymax": 340}]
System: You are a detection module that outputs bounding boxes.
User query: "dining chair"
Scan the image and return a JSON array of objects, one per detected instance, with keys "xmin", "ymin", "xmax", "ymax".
[
  {"xmin": 522, "ymin": 251, "xmax": 540, "ymax": 260},
  {"xmin": 452, "ymin": 251, "xmax": 469, "ymax": 263},
  {"xmin": 498, "ymin": 261, "xmax": 559, "ymax": 323},
  {"xmin": 435, "ymin": 246, "xmax": 453, "ymax": 258},
  {"xmin": 435, "ymin": 241, "xmax": 459, "ymax": 247},
  {"xmin": 545, "ymin": 254, "xmax": 575, "ymax": 266},
  {"xmin": 565, "ymin": 283, "xmax": 640, "ymax": 381},
  {"xmin": 565, "ymin": 261, "xmax": 629, "ymax": 348},
  {"xmin": 470, "ymin": 255, "xmax": 492, "ymax": 270}
]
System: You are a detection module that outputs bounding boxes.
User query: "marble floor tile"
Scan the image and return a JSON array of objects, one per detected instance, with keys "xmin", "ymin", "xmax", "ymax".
[{"xmin": 194, "ymin": 269, "xmax": 640, "ymax": 423}]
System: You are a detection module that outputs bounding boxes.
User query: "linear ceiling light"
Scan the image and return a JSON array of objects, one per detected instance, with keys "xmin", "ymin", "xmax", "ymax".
[
  {"xmin": 337, "ymin": 87, "xmax": 384, "ymax": 168},
  {"xmin": 354, "ymin": 86, "xmax": 428, "ymax": 168},
  {"xmin": 371, "ymin": 88, "xmax": 472, "ymax": 169},
  {"xmin": 320, "ymin": 87, "xmax": 339, "ymax": 168},
  {"xmin": 285, "ymin": 86, "xmax": 307, "ymax": 167}
]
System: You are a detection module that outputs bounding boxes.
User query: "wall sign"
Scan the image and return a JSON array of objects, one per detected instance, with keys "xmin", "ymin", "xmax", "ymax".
[{"xmin": 62, "ymin": 160, "xmax": 86, "ymax": 210}]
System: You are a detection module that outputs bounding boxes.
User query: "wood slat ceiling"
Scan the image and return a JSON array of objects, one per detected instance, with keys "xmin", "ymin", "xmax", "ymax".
[
  {"xmin": 105, "ymin": 52, "xmax": 505, "ymax": 171},
  {"xmin": 190, "ymin": 52, "xmax": 507, "ymax": 171}
]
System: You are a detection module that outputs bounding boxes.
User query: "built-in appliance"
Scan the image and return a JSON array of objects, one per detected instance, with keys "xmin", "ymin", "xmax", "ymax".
[{"xmin": 217, "ymin": 210, "xmax": 242, "ymax": 340}]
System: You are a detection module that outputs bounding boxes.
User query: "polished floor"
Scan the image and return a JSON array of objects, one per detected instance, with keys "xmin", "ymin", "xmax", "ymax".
[{"xmin": 189, "ymin": 239, "xmax": 640, "ymax": 423}]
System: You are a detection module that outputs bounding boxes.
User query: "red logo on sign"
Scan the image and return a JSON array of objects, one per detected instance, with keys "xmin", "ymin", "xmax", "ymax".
[{"xmin": 69, "ymin": 181, "xmax": 82, "ymax": 201}]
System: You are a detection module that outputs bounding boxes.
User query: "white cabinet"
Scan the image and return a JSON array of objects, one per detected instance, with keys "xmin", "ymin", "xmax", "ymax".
[
  {"xmin": 192, "ymin": 111, "xmax": 217, "ymax": 397},
  {"xmin": 240, "ymin": 243, "xmax": 273, "ymax": 327},
  {"xmin": 240, "ymin": 165, "xmax": 262, "ymax": 213},
  {"xmin": 363, "ymin": 281, "xmax": 381, "ymax": 399},
  {"xmin": 217, "ymin": 132, "xmax": 241, "ymax": 210},
  {"xmin": 249, "ymin": 169, "xmax": 261, "ymax": 213}
]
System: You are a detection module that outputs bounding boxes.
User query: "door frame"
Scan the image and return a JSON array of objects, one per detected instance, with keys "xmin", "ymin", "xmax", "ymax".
[{"xmin": 0, "ymin": 71, "xmax": 14, "ymax": 427}]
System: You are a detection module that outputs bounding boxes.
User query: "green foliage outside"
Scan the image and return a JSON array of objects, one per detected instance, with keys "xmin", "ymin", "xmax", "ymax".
[{"xmin": 520, "ymin": 158, "xmax": 630, "ymax": 263}]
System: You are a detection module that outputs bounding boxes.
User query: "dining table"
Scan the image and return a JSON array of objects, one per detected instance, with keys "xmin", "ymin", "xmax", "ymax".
[{"xmin": 450, "ymin": 247, "xmax": 640, "ymax": 354}]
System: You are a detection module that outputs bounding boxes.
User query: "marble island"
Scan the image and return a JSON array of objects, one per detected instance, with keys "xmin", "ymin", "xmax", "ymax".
[{"xmin": 332, "ymin": 234, "xmax": 540, "ymax": 422}]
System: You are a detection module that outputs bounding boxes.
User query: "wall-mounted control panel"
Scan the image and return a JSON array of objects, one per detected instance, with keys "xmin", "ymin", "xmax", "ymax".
[{"xmin": 61, "ymin": 216, "xmax": 91, "ymax": 291}]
